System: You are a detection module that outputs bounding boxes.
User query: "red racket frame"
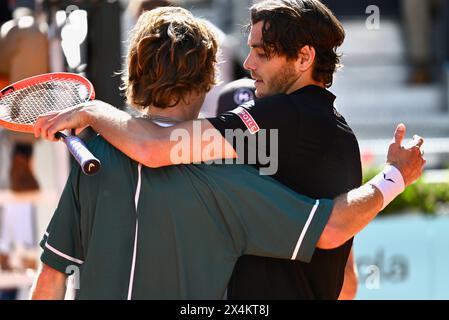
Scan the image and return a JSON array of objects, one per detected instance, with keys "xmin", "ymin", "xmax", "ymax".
[{"xmin": 0, "ymin": 72, "xmax": 95, "ymax": 133}]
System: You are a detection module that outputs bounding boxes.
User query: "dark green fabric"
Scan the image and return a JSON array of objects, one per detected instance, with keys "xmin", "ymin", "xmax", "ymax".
[
  {"xmin": 40, "ymin": 135, "xmax": 333, "ymax": 299},
  {"xmin": 41, "ymin": 134, "xmax": 138, "ymax": 299}
]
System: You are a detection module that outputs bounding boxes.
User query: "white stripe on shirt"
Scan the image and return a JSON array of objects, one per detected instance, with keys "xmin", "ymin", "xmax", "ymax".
[
  {"xmin": 45, "ymin": 241, "xmax": 84, "ymax": 265},
  {"xmin": 127, "ymin": 163, "xmax": 142, "ymax": 300},
  {"xmin": 291, "ymin": 200, "xmax": 320, "ymax": 260}
]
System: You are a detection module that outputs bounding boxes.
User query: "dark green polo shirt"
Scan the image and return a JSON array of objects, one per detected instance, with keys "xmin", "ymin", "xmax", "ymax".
[{"xmin": 40, "ymin": 133, "xmax": 333, "ymax": 299}]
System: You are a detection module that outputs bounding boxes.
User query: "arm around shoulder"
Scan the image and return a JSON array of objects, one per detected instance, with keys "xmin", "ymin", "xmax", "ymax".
[
  {"xmin": 317, "ymin": 124, "xmax": 425, "ymax": 249},
  {"xmin": 85, "ymin": 105, "xmax": 236, "ymax": 167}
]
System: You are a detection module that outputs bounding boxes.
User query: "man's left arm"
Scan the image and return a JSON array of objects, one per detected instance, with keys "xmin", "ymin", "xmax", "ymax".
[
  {"xmin": 338, "ymin": 247, "xmax": 358, "ymax": 300},
  {"xmin": 31, "ymin": 264, "xmax": 67, "ymax": 300},
  {"xmin": 318, "ymin": 124, "xmax": 424, "ymax": 249},
  {"xmin": 36, "ymin": 163, "xmax": 85, "ymax": 300}
]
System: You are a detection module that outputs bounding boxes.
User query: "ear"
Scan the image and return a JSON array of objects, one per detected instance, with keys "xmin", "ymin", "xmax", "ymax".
[{"xmin": 296, "ymin": 45, "xmax": 316, "ymax": 72}]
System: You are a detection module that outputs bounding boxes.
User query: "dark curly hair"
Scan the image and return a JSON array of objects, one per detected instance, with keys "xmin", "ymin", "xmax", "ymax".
[
  {"xmin": 250, "ymin": 0, "xmax": 345, "ymax": 88},
  {"xmin": 124, "ymin": 7, "xmax": 218, "ymax": 109}
]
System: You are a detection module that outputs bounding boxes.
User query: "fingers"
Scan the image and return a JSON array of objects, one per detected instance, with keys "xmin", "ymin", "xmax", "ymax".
[
  {"xmin": 412, "ymin": 134, "xmax": 424, "ymax": 148},
  {"xmin": 406, "ymin": 156, "xmax": 426, "ymax": 186},
  {"xmin": 34, "ymin": 113, "xmax": 60, "ymax": 141},
  {"xmin": 33, "ymin": 105, "xmax": 85, "ymax": 141},
  {"xmin": 402, "ymin": 133, "xmax": 424, "ymax": 151},
  {"xmin": 45, "ymin": 116, "xmax": 65, "ymax": 140},
  {"xmin": 413, "ymin": 149, "xmax": 426, "ymax": 182},
  {"xmin": 405, "ymin": 135, "xmax": 424, "ymax": 165},
  {"xmin": 35, "ymin": 113, "xmax": 70, "ymax": 141},
  {"xmin": 393, "ymin": 123, "xmax": 406, "ymax": 145}
]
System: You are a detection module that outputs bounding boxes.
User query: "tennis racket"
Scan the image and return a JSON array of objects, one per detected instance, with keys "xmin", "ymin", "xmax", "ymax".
[{"xmin": 0, "ymin": 72, "xmax": 101, "ymax": 175}]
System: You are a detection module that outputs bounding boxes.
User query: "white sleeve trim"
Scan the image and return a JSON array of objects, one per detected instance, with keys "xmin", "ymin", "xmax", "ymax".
[
  {"xmin": 45, "ymin": 241, "xmax": 84, "ymax": 265},
  {"xmin": 291, "ymin": 200, "xmax": 320, "ymax": 260}
]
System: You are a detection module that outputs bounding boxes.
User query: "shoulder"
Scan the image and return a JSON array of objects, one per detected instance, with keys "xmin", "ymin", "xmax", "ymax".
[
  {"xmin": 76, "ymin": 129, "xmax": 137, "ymax": 175},
  {"xmin": 209, "ymin": 93, "xmax": 296, "ymax": 134},
  {"xmin": 81, "ymin": 130, "xmax": 126, "ymax": 160},
  {"xmin": 241, "ymin": 94, "xmax": 296, "ymax": 123}
]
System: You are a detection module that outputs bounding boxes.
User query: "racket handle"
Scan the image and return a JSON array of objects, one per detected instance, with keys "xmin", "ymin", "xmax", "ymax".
[{"xmin": 56, "ymin": 132, "xmax": 101, "ymax": 175}]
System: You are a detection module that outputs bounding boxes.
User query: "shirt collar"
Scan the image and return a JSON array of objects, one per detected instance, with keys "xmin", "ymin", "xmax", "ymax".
[{"xmin": 289, "ymin": 85, "xmax": 336, "ymax": 104}]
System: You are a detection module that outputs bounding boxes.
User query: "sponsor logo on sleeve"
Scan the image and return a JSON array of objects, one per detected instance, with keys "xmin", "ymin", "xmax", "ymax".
[{"xmin": 231, "ymin": 106, "xmax": 260, "ymax": 134}]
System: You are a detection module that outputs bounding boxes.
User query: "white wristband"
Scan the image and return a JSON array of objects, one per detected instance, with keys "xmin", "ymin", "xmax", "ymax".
[{"xmin": 368, "ymin": 165, "xmax": 405, "ymax": 210}]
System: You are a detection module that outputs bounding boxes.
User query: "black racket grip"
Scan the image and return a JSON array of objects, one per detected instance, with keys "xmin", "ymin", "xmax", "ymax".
[{"xmin": 55, "ymin": 132, "xmax": 101, "ymax": 175}]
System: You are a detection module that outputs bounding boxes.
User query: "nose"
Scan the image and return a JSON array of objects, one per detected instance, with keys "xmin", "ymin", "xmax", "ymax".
[{"xmin": 243, "ymin": 52, "xmax": 255, "ymax": 71}]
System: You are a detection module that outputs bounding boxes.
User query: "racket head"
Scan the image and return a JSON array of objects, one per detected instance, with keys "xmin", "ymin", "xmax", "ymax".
[{"xmin": 0, "ymin": 72, "xmax": 95, "ymax": 133}]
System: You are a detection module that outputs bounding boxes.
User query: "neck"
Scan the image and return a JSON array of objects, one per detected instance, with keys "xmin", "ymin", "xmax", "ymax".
[
  {"xmin": 146, "ymin": 93, "xmax": 204, "ymax": 122},
  {"xmin": 285, "ymin": 66, "xmax": 326, "ymax": 94}
]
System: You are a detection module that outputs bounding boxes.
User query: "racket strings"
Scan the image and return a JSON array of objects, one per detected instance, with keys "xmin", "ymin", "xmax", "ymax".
[{"xmin": 0, "ymin": 79, "xmax": 90, "ymax": 125}]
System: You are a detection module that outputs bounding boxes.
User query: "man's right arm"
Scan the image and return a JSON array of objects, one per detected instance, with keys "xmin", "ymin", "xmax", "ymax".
[
  {"xmin": 33, "ymin": 101, "xmax": 236, "ymax": 167},
  {"xmin": 33, "ymin": 96, "xmax": 289, "ymax": 167},
  {"xmin": 318, "ymin": 124, "xmax": 425, "ymax": 249},
  {"xmin": 31, "ymin": 264, "xmax": 67, "ymax": 300}
]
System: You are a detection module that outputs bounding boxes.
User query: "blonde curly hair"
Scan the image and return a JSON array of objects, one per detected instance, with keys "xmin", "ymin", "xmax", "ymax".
[{"xmin": 123, "ymin": 6, "xmax": 218, "ymax": 110}]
